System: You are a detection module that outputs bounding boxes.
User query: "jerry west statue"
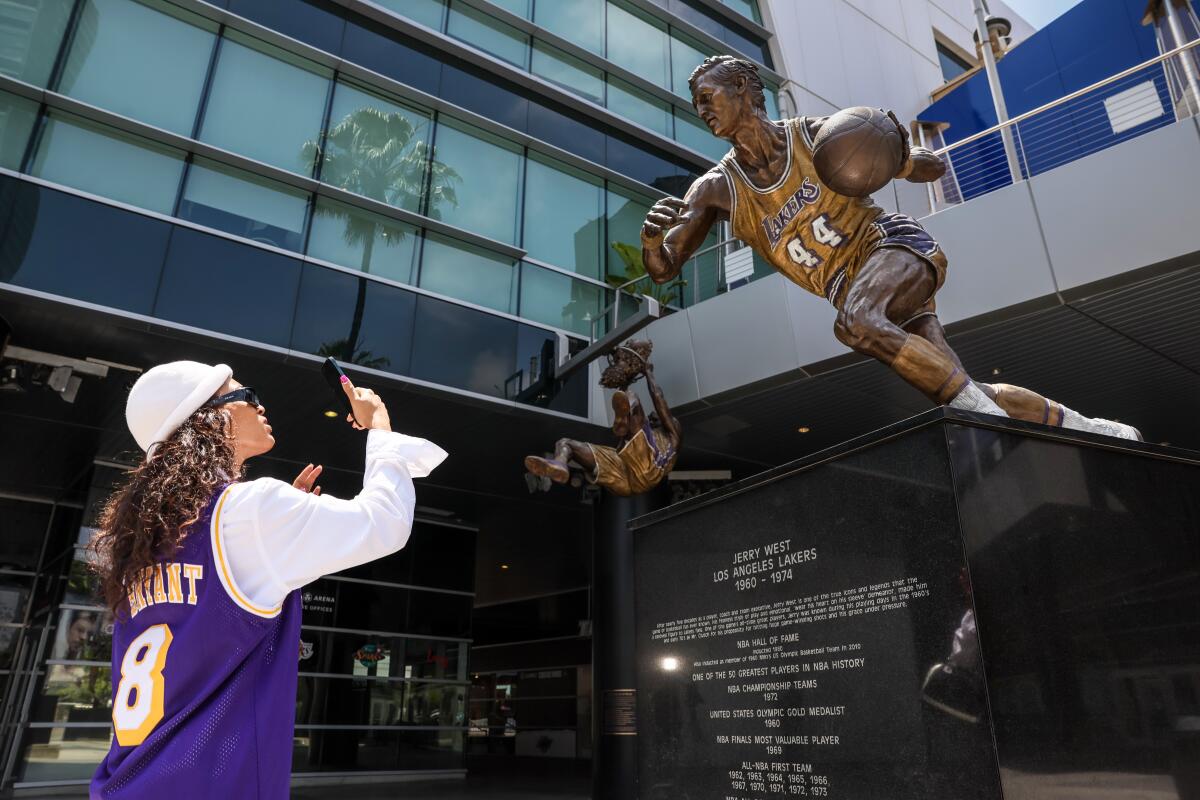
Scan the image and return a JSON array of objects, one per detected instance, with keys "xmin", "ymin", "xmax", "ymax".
[{"xmin": 640, "ymin": 55, "xmax": 1139, "ymax": 440}]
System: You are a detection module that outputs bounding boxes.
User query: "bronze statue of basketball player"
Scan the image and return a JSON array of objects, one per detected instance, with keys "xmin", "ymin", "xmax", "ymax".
[
  {"xmin": 641, "ymin": 55, "xmax": 1139, "ymax": 440},
  {"xmin": 525, "ymin": 341, "xmax": 681, "ymax": 496}
]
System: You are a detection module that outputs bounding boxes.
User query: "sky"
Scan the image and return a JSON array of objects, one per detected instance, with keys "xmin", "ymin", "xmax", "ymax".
[{"xmin": 1000, "ymin": 0, "xmax": 1084, "ymax": 29}]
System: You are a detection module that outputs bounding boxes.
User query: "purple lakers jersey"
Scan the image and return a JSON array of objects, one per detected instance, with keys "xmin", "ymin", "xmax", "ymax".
[{"xmin": 91, "ymin": 484, "xmax": 302, "ymax": 799}]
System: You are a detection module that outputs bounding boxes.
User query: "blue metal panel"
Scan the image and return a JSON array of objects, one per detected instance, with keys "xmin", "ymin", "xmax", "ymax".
[{"xmin": 918, "ymin": 0, "xmax": 1186, "ymax": 199}]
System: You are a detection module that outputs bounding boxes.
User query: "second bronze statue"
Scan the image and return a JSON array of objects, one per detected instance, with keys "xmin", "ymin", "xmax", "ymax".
[
  {"xmin": 641, "ymin": 54, "xmax": 1140, "ymax": 441},
  {"xmin": 524, "ymin": 340, "xmax": 681, "ymax": 497}
]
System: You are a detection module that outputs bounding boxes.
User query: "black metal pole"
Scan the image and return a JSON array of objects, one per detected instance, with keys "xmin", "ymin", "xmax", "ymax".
[{"xmin": 592, "ymin": 485, "xmax": 665, "ymax": 800}]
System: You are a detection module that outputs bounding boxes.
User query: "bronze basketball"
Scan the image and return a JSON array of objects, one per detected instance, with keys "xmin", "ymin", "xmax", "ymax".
[{"xmin": 811, "ymin": 107, "xmax": 904, "ymax": 197}]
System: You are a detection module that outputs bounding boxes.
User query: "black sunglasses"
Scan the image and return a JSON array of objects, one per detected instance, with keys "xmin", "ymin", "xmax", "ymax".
[{"xmin": 207, "ymin": 387, "xmax": 263, "ymax": 408}]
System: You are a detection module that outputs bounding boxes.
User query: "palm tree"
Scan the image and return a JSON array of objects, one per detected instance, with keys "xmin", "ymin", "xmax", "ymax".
[{"xmin": 301, "ymin": 106, "xmax": 460, "ymax": 365}]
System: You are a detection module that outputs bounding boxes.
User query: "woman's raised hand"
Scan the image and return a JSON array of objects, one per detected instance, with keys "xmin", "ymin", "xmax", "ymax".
[{"xmin": 341, "ymin": 376, "xmax": 392, "ymax": 432}]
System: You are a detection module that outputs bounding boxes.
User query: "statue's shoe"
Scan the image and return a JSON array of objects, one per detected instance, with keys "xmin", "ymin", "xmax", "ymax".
[
  {"xmin": 524, "ymin": 455, "xmax": 571, "ymax": 484},
  {"xmin": 1092, "ymin": 418, "xmax": 1143, "ymax": 442}
]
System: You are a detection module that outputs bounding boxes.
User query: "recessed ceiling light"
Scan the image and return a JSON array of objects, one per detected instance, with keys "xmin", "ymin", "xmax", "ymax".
[
  {"xmin": 992, "ymin": 368, "xmax": 1002, "ymax": 376},
  {"xmin": 797, "ymin": 426, "xmax": 810, "ymax": 433},
  {"xmin": 500, "ymin": 564, "xmax": 509, "ymax": 570},
  {"xmin": 323, "ymin": 410, "xmax": 338, "ymax": 418}
]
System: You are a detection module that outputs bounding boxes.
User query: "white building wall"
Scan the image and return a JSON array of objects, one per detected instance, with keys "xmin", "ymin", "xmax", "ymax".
[{"xmin": 761, "ymin": 0, "xmax": 1034, "ymax": 122}]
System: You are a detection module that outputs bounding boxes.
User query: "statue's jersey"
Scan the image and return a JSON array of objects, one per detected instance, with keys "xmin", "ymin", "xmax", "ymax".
[
  {"xmin": 91, "ymin": 484, "xmax": 302, "ymax": 799},
  {"xmin": 587, "ymin": 421, "xmax": 678, "ymax": 497},
  {"xmin": 718, "ymin": 117, "xmax": 944, "ymax": 307}
]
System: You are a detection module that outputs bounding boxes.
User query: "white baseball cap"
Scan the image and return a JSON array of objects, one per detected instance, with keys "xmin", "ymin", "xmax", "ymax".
[{"xmin": 126, "ymin": 361, "xmax": 233, "ymax": 454}]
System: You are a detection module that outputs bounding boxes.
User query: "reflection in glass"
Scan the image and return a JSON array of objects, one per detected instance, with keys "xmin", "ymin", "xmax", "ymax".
[
  {"xmin": 291, "ymin": 728, "xmax": 464, "ymax": 773},
  {"xmin": 522, "ymin": 155, "xmax": 602, "ymax": 278},
  {"xmin": 296, "ymin": 676, "xmax": 467, "ymax": 727},
  {"xmin": 518, "ymin": 263, "xmax": 603, "ymax": 337},
  {"xmin": 606, "ymin": 1, "xmax": 669, "ymax": 88},
  {"xmin": 0, "ymin": 91, "xmax": 40, "ymax": 170},
  {"xmin": 428, "ymin": 119, "xmax": 521, "ymax": 243},
  {"xmin": 0, "ymin": 0, "xmax": 73, "ymax": 87},
  {"xmin": 446, "ymin": 1, "xmax": 529, "ymax": 69},
  {"xmin": 531, "ymin": 41, "xmax": 603, "ymax": 104},
  {"xmin": 419, "ymin": 233, "xmax": 516, "ymax": 314},
  {"xmin": 534, "ymin": 0, "xmax": 603, "ymax": 55},
  {"xmin": 199, "ymin": 33, "xmax": 330, "ymax": 175},
  {"xmin": 179, "ymin": 159, "xmax": 308, "ymax": 251},
  {"xmin": 306, "ymin": 198, "xmax": 418, "ymax": 284},
  {"xmin": 605, "ymin": 186, "xmax": 653, "ymax": 282},
  {"xmin": 57, "ymin": 0, "xmax": 216, "ymax": 136},
  {"xmin": 309, "ymin": 82, "xmax": 442, "ymax": 215},
  {"xmin": 606, "ymin": 77, "xmax": 671, "ymax": 137},
  {"xmin": 297, "ymin": 628, "xmax": 467, "ymax": 682},
  {"xmin": 17, "ymin": 727, "xmax": 110, "ymax": 784},
  {"xmin": 290, "ymin": 263, "xmax": 416, "ymax": 371},
  {"xmin": 30, "ymin": 114, "xmax": 185, "ymax": 214},
  {"xmin": 670, "ymin": 32, "xmax": 710, "ymax": 99}
]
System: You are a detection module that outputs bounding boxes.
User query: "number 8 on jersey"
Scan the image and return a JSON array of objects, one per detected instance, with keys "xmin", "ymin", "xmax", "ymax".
[{"xmin": 112, "ymin": 624, "xmax": 173, "ymax": 746}]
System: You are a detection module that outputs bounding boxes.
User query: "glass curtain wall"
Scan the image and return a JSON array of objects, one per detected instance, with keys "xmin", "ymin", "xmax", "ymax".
[
  {"xmin": 363, "ymin": 0, "xmax": 780, "ymax": 158},
  {"xmin": 2, "ymin": 0, "xmax": 671, "ymax": 340}
]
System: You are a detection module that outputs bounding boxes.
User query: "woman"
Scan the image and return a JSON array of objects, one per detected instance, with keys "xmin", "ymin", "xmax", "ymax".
[{"xmin": 88, "ymin": 360, "xmax": 446, "ymax": 798}]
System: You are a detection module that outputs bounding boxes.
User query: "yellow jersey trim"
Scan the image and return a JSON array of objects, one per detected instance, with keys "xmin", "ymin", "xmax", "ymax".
[{"xmin": 210, "ymin": 484, "xmax": 283, "ymax": 619}]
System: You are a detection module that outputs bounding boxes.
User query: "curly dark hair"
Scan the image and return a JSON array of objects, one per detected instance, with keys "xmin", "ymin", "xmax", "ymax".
[
  {"xmin": 600, "ymin": 340, "xmax": 653, "ymax": 390},
  {"xmin": 688, "ymin": 55, "xmax": 766, "ymax": 110},
  {"xmin": 90, "ymin": 406, "xmax": 242, "ymax": 615}
]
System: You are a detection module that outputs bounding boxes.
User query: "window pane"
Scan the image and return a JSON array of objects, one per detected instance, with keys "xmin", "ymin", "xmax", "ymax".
[
  {"xmin": 199, "ymin": 33, "xmax": 330, "ymax": 175},
  {"xmin": 519, "ymin": 263, "xmax": 603, "ymax": 336},
  {"xmin": 57, "ymin": 0, "xmax": 216, "ymax": 136},
  {"xmin": 721, "ymin": 0, "xmax": 761, "ymax": 24},
  {"xmin": 446, "ymin": 1, "xmax": 528, "ymax": 69},
  {"xmin": 534, "ymin": 0, "xmax": 602, "ymax": 55},
  {"xmin": 292, "ymin": 728, "xmax": 463, "ymax": 773},
  {"xmin": 307, "ymin": 198, "xmax": 417, "ymax": 285},
  {"xmin": 605, "ymin": 186, "xmax": 653, "ymax": 281},
  {"xmin": 0, "ymin": 0, "xmax": 73, "ymax": 87},
  {"xmin": 322, "ymin": 82, "xmax": 432, "ymax": 213},
  {"xmin": 428, "ymin": 119, "xmax": 520, "ymax": 244},
  {"xmin": 155, "ymin": 226, "xmax": 302, "ymax": 347},
  {"xmin": 522, "ymin": 154, "xmax": 602, "ymax": 278},
  {"xmin": 670, "ymin": 32, "xmax": 710, "ymax": 99},
  {"xmin": 410, "ymin": 295, "xmax": 516, "ymax": 398},
  {"xmin": 30, "ymin": 114, "xmax": 185, "ymax": 213},
  {"xmin": 179, "ymin": 159, "xmax": 308, "ymax": 251},
  {"xmin": 373, "ymin": 0, "xmax": 444, "ymax": 30},
  {"xmin": 0, "ymin": 90, "xmax": 38, "ymax": 170},
  {"xmin": 607, "ymin": 1, "xmax": 668, "ymax": 88},
  {"xmin": 290, "ymin": 264, "xmax": 416, "ymax": 373},
  {"xmin": 492, "ymin": 0, "xmax": 529, "ymax": 17},
  {"xmin": 531, "ymin": 41, "xmax": 602, "ymax": 104},
  {"xmin": 674, "ymin": 108, "xmax": 729, "ymax": 162},
  {"xmin": 606, "ymin": 76, "xmax": 671, "ymax": 136},
  {"xmin": 0, "ymin": 176, "xmax": 169, "ymax": 314},
  {"xmin": 763, "ymin": 83, "xmax": 779, "ymax": 120},
  {"xmin": 419, "ymin": 233, "xmax": 516, "ymax": 313}
]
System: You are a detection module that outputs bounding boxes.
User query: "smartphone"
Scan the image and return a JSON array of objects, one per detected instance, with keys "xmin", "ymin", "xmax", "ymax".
[{"xmin": 321, "ymin": 356, "xmax": 358, "ymax": 424}]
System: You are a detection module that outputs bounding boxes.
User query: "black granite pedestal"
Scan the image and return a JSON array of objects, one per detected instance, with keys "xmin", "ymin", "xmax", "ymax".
[{"xmin": 631, "ymin": 408, "xmax": 1200, "ymax": 800}]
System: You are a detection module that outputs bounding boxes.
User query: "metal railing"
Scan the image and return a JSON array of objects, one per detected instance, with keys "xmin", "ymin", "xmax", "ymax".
[
  {"xmin": 588, "ymin": 236, "xmax": 740, "ymax": 341},
  {"xmin": 930, "ymin": 38, "xmax": 1200, "ymax": 210}
]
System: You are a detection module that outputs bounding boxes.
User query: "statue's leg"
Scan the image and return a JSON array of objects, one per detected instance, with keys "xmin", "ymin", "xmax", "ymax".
[
  {"xmin": 834, "ymin": 247, "xmax": 1005, "ymax": 415},
  {"xmin": 525, "ymin": 439, "xmax": 598, "ymax": 484},
  {"xmin": 907, "ymin": 315, "xmax": 1142, "ymax": 440}
]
